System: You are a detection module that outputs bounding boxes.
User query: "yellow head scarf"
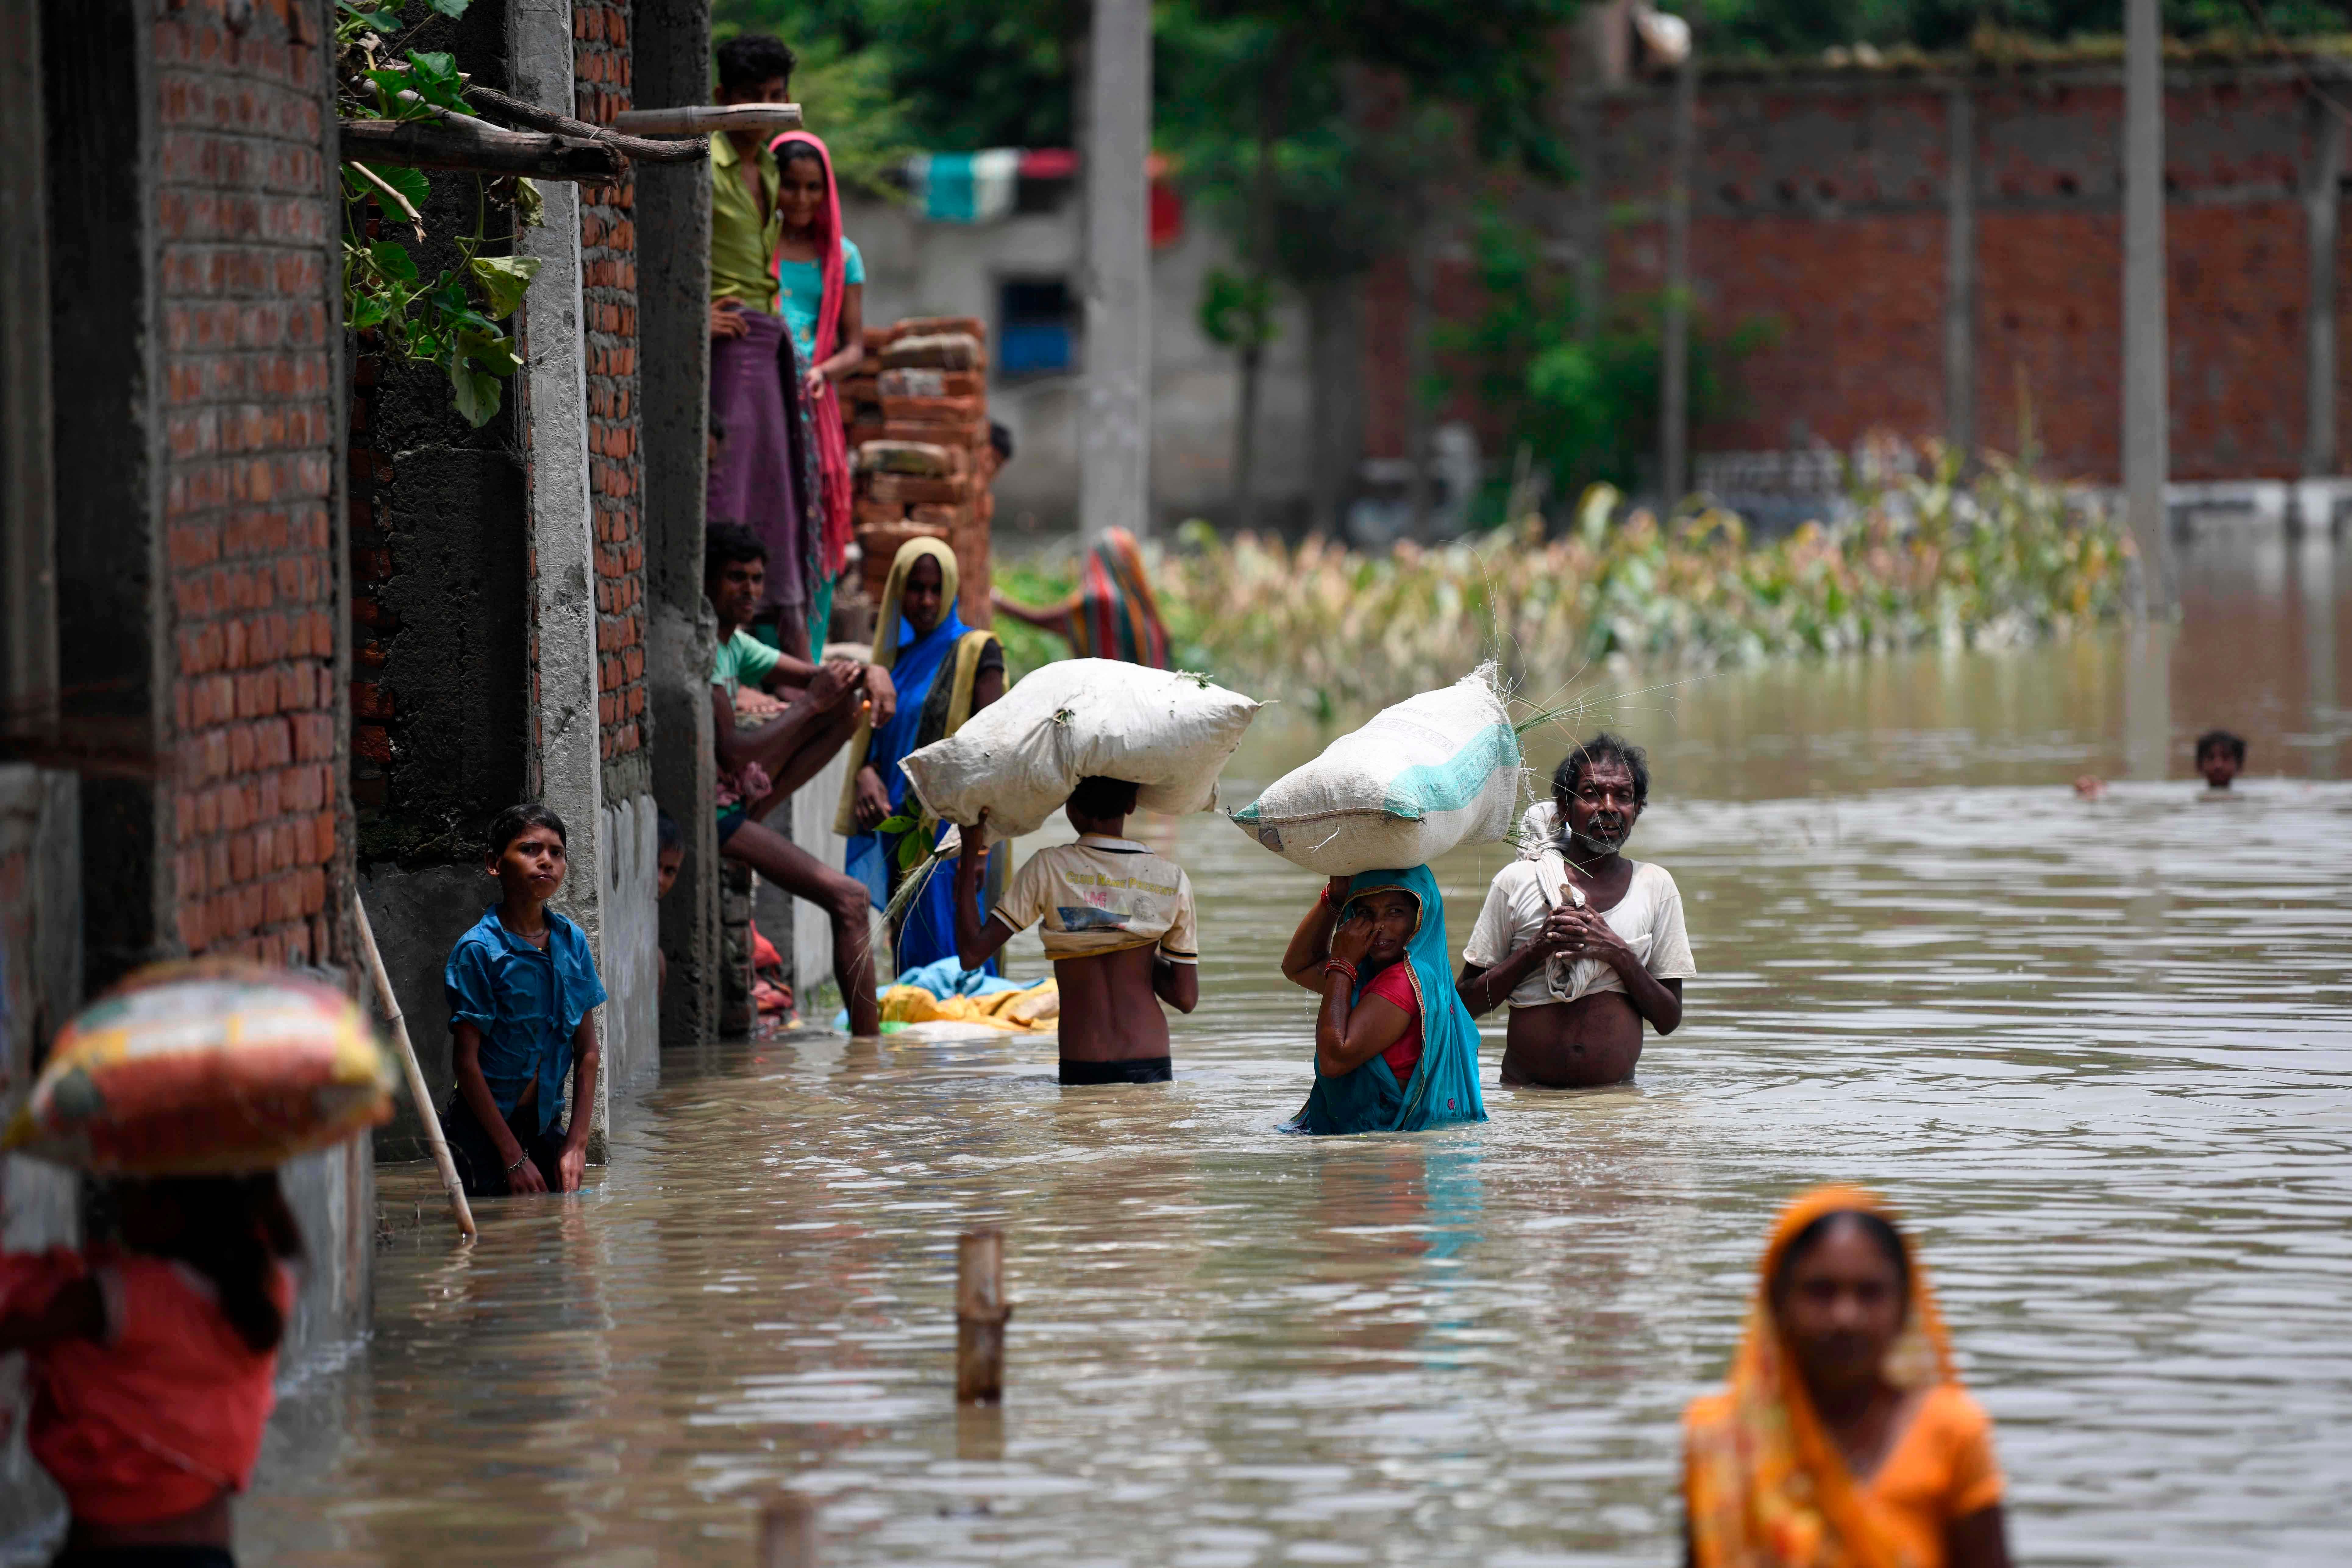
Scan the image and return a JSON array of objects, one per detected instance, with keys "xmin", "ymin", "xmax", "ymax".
[
  {"xmin": 1684, "ymin": 1186, "xmax": 1958, "ymax": 1568},
  {"xmin": 833, "ymin": 537, "xmax": 962, "ymax": 836}
]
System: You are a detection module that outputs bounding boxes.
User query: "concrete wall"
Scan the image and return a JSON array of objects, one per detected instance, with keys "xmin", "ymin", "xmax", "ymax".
[
  {"xmin": 845, "ymin": 192, "xmax": 1315, "ymax": 535},
  {"xmin": 599, "ymin": 795, "xmax": 661, "ymax": 1094}
]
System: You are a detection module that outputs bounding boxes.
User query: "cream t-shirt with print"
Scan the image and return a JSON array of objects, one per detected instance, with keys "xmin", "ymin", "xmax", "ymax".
[
  {"xmin": 992, "ymin": 835, "xmax": 1200, "ymax": 963},
  {"xmin": 1462, "ymin": 856, "xmax": 1696, "ymax": 1008}
]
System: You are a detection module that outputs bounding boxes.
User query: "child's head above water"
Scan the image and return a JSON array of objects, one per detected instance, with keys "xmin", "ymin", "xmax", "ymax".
[{"xmin": 2196, "ymin": 728, "xmax": 2247, "ymax": 790}]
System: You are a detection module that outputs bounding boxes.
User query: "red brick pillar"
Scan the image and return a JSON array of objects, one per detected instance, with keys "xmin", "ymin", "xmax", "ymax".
[{"xmin": 153, "ymin": 0, "xmax": 351, "ymax": 971}]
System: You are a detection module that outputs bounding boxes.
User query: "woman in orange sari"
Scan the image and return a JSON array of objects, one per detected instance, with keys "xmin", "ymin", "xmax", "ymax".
[{"xmin": 1684, "ymin": 1187, "xmax": 2013, "ymax": 1568}]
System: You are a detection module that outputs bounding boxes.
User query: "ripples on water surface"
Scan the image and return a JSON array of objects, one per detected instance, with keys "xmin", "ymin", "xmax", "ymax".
[{"xmin": 248, "ymin": 539, "xmax": 2352, "ymax": 1565}]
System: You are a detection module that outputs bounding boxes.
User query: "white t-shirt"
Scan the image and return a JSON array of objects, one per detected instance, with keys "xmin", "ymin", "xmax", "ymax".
[
  {"xmin": 1462, "ymin": 856, "xmax": 1696, "ymax": 1009},
  {"xmin": 991, "ymin": 836, "xmax": 1199, "ymax": 963}
]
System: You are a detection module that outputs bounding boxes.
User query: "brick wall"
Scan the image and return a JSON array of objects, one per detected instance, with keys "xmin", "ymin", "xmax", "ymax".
[
  {"xmin": 155, "ymin": 0, "xmax": 347, "ymax": 964},
  {"xmin": 1365, "ymin": 62, "xmax": 2344, "ymax": 486},
  {"xmin": 575, "ymin": 0, "xmax": 649, "ymax": 801}
]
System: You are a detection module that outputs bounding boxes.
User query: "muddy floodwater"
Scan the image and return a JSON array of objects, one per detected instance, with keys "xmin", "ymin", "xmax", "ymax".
[{"xmin": 246, "ymin": 533, "xmax": 2352, "ymax": 1566}]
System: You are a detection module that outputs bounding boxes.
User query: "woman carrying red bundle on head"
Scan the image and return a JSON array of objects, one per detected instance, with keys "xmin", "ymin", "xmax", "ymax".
[
  {"xmin": 0, "ymin": 1174, "xmax": 302, "ymax": 1568},
  {"xmin": 991, "ymin": 524, "xmax": 1173, "ymax": 670}
]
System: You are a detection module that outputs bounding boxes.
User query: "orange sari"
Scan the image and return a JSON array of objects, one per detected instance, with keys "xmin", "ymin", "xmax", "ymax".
[{"xmin": 1683, "ymin": 1186, "xmax": 2004, "ymax": 1568}]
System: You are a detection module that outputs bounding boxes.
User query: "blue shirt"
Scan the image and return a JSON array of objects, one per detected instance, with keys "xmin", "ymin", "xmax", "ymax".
[
  {"xmin": 444, "ymin": 906, "xmax": 606, "ymax": 1136},
  {"xmin": 775, "ymin": 236, "xmax": 863, "ymax": 371}
]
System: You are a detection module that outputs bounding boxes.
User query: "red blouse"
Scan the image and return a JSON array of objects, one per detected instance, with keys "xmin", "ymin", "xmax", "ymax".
[{"xmin": 1362, "ymin": 960, "xmax": 1423, "ymax": 1081}]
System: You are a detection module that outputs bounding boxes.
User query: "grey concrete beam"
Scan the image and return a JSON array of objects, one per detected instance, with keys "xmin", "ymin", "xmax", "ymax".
[
  {"xmin": 2122, "ymin": 0, "xmax": 2174, "ymax": 614},
  {"xmin": 1081, "ymin": 0, "xmax": 1152, "ymax": 541},
  {"xmin": 510, "ymin": 0, "xmax": 614, "ymax": 1151},
  {"xmin": 635, "ymin": 0, "xmax": 722, "ymax": 1051}
]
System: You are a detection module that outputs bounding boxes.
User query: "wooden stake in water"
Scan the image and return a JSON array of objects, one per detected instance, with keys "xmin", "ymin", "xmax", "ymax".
[
  {"xmin": 955, "ymin": 1229, "xmax": 1012, "ymax": 1403},
  {"xmin": 758, "ymin": 1494, "xmax": 816, "ymax": 1568}
]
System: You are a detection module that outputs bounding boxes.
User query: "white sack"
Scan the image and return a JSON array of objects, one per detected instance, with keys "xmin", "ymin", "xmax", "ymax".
[
  {"xmin": 1230, "ymin": 666, "xmax": 1523, "ymax": 876},
  {"xmin": 901, "ymin": 659, "xmax": 1263, "ymax": 842}
]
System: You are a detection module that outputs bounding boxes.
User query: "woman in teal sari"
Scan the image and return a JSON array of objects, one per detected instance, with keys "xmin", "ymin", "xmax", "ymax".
[{"xmin": 1278, "ymin": 866, "xmax": 1488, "ymax": 1135}]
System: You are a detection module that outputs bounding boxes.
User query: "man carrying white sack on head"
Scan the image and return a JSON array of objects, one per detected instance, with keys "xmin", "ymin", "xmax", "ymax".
[
  {"xmin": 952, "ymin": 777, "xmax": 1200, "ymax": 1085},
  {"xmin": 1455, "ymin": 731, "xmax": 1695, "ymax": 1089}
]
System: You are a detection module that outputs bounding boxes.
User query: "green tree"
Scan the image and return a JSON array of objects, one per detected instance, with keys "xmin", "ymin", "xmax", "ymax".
[{"xmin": 1440, "ymin": 209, "xmax": 1778, "ymax": 502}]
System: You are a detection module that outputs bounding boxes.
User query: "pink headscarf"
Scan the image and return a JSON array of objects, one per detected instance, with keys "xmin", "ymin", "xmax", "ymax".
[{"xmin": 767, "ymin": 129, "xmax": 853, "ymax": 578}]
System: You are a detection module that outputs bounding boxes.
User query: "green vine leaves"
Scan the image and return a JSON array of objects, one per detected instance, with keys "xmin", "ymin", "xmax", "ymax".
[{"xmin": 336, "ymin": 0, "xmax": 543, "ymax": 428}]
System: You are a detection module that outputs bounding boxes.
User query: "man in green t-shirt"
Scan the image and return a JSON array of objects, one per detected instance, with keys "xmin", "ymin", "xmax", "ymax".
[
  {"xmin": 706, "ymin": 34, "xmax": 822, "ymax": 656},
  {"xmin": 705, "ymin": 523, "xmax": 890, "ymax": 1035}
]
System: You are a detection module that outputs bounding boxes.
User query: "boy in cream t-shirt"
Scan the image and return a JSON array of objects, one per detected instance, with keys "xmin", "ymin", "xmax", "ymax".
[{"xmin": 953, "ymin": 775, "xmax": 1200, "ymax": 1084}]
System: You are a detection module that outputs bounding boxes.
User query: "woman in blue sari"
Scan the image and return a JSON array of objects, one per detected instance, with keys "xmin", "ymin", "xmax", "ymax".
[
  {"xmin": 836, "ymin": 539, "xmax": 1005, "ymax": 971},
  {"xmin": 1277, "ymin": 866, "xmax": 1488, "ymax": 1135}
]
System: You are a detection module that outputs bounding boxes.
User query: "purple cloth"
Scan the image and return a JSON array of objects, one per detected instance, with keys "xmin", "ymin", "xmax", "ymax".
[{"xmin": 708, "ymin": 309, "xmax": 809, "ymax": 614}]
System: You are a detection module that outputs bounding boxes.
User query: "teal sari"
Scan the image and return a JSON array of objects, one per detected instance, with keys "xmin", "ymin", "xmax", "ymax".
[{"xmin": 1281, "ymin": 865, "xmax": 1489, "ymax": 1137}]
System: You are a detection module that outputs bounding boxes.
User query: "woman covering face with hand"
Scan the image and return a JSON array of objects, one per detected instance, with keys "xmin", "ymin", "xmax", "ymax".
[{"xmin": 1277, "ymin": 866, "xmax": 1487, "ymax": 1136}]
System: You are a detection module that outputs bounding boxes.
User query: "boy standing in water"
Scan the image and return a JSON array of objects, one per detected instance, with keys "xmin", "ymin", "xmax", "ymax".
[
  {"xmin": 952, "ymin": 777, "xmax": 1200, "ymax": 1083},
  {"xmin": 2197, "ymin": 728, "xmax": 2246, "ymax": 790},
  {"xmin": 445, "ymin": 804, "xmax": 605, "ymax": 1196}
]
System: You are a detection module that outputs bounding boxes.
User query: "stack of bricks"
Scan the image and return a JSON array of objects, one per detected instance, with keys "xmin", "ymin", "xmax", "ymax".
[
  {"xmin": 574, "ymin": 0, "xmax": 647, "ymax": 792},
  {"xmin": 842, "ymin": 317, "xmax": 994, "ymax": 629},
  {"xmin": 156, "ymin": 0, "xmax": 345, "ymax": 965}
]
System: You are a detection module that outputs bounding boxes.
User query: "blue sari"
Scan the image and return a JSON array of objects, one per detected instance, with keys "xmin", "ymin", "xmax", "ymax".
[
  {"xmin": 842, "ymin": 602, "xmax": 999, "ymax": 973},
  {"xmin": 1281, "ymin": 865, "xmax": 1488, "ymax": 1137}
]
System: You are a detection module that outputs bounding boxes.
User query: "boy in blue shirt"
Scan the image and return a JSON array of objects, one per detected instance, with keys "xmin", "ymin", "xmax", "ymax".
[{"xmin": 444, "ymin": 804, "xmax": 606, "ymax": 1196}]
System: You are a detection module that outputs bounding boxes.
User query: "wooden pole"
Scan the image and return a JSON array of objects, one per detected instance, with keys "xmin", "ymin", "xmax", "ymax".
[
  {"xmin": 353, "ymin": 896, "xmax": 477, "ymax": 1241},
  {"xmin": 758, "ymin": 1495, "xmax": 817, "ymax": 1568},
  {"xmin": 462, "ymin": 84, "xmax": 709, "ymax": 164},
  {"xmin": 955, "ymin": 1228, "xmax": 1011, "ymax": 1403},
  {"xmin": 339, "ymin": 116, "xmax": 626, "ymax": 182},
  {"xmin": 610, "ymin": 103, "xmax": 802, "ymax": 137}
]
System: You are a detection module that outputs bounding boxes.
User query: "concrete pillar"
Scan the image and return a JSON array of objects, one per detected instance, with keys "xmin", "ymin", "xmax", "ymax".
[
  {"xmin": 2122, "ymin": 621, "xmax": 2173, "ymax": 781},
  {"xmin": 1658, "ymin": 48, "xmax": 1695, "ymax": 504},
  {"xmin": 1944, "ymin": 83, "xmax": 1976, "ymax": 464},
  {"xmin": 1, "ymin": 0, "xmax": 55, "ymax": 732},
  {"xmin": 510, "ymin": 0, "xmax": 613, "ymax": 1152},
  {"xmin": 2122, "ymin": 0, "xmax": 2174, "ymax": 613},
  {"xmin": 2304, "ymin": 104, "xmax": 2341, "ymax": 480},
  {"xmin": 634, "ymin": 0, "xmax": 722, "ymax": 1050},
  {"xmin": 1081, "ymin": 0, "xmax": 1151, "ymax": 542},
  {"xmin": 2298, "ymin": 530, "xmax": 2336, "ymax": 777}
]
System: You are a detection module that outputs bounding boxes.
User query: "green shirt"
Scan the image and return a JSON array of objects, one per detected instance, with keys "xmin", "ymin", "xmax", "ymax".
[
  {"xmin": 709, "ymin": 134, "xmax": 781, "ymax": 313},
  {"xmin": 712, "ymin": 628, "xmax": 782, "ymax": 698}
]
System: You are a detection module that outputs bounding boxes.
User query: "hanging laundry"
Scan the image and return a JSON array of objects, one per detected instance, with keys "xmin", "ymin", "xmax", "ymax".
[{"xmin": 907, "ymin": 149, "xmax": 1023, "ymax": 224}]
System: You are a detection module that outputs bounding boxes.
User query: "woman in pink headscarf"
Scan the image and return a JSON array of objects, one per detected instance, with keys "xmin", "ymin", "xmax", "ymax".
[{"xmin": 768, "ymin": 130, "xmax": 861, "ymax": 653}]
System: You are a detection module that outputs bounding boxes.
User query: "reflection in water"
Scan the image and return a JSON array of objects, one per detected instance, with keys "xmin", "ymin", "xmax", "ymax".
[{"xmin": 243, "ymin": 536, "xmax": 2352, "ymax": 1566}]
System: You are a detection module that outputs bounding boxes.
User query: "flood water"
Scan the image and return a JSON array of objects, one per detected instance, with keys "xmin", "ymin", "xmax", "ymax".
[{"xmin": 246, "ymin": 530, "xmax": 2352, "ymax": 1566}]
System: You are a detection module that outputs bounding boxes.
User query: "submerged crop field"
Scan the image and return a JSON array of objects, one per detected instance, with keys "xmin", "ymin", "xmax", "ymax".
[{"xmin": 1002, "ymin": 452, "xmax": 2133, "ymax": 714}]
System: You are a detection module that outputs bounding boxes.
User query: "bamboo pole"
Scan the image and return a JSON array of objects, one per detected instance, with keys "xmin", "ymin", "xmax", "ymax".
[
  {"xmin": 461, "ymin": 84, "xmax": 709, "ymax": 163},
  {"xmin": 955, "ymin": 1229, "xmax": 1012, "ymax": 1403},
  {"xmin": 339, "ymin": 116, "xmax": 626, "ymax": 182},
  {"xmin": 352, "ymin": 896, "xmax": 477, "ymax": 1241},
  {"xmin": 758, "ymin": 1495, "xmax": 817, "ymax": 1568},
  {"xmin": 609, "ymin": 103, "xmax": 802, "ymax": 137}
]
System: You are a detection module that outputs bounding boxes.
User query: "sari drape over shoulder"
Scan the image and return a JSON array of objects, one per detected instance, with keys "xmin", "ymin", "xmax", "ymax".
[
  {"xmin": 1066, "ymin": 528, "xmax": 1171, "ymax": 668},
  {"xmin": 768, "ymin": 130, "xmax": 854, "ymax": 589},
  {"xmin": 1281, "ymin": 865, "xmax": 1488, "ymax": 1137},
  {"xmin": 837, "ymin": 539, "xmax": 1003, "ymax": 970},
  {"xmin": 1684, "ymin": 1186, "xmax": 2002, "ymax": 1568}
]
